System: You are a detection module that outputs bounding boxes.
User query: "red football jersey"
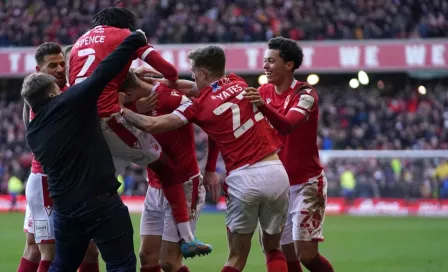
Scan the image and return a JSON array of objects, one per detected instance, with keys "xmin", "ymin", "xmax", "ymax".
[
  {"xmin": 142, "ymin": 84, "xmax": 200, "ymax": 189},
  {"xmin": 174, "ymin": 74, "xmax": 282, "ymax": 174},
  {"xmin": 259, "ymin": 80, "xmax": 323, "ymax": 185},
  {"xmin": 69, "ymin": 26, "xmax": 152, "ymax": 117},
  {"xmin": 30, "ymin": 85, "xmax": 68, "ymax": 174}
]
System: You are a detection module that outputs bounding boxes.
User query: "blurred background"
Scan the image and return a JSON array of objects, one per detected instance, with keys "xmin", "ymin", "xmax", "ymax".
[{"xmin": 1, "ymin": 0, "xmax": 448, "ymax": 271}]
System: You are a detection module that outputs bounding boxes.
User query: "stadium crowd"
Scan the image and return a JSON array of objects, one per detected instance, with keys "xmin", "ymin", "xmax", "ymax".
[
  {"xmin": 1, "ymin": 80, "xmax": 447, "ymax": 199},
  {"xmin": 0, "ymin": 0, "xmax": 447, "ymax": 46}
]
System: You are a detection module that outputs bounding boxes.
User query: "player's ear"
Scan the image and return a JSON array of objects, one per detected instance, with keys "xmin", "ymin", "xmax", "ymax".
[
  {"xmin": 285, "ymin": 61, "xmax": 294, "ymax": 72},
  {"xmin": 201, "ymin": 68, "xmax": 208, "ymax": 78},
  {"xmin": 35, "ymin": 65, "xmax": 41, "ymax": 72}
]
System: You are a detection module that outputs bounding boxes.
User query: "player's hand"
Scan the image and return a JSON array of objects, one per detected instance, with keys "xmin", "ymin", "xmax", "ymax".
[
  {"xmin": 135, "ymin": 92, "xmax": 158, "ymax": 114},
  {"xmin": 134, "ymin": 66, "xmax": 163, "ymax": 78},
  {"xmin": 135, "ymin": 29, "xmax": 147, "ymax": 43},
  {"xmin": 203, "ymin": 171, "xmax": 221, "ymax": 202},
  {"xmin": 243, "ymin": 87, "xmax": 265, "ymax": 107}
]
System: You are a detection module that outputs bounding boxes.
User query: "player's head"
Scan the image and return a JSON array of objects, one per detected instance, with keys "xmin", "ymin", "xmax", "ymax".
[
  {"xmin": 120, "ymin": 71, "xmax": 140, "ymax": 92},
  {"xmin": 264, "ymin": 37, "xmax": 303, "ymax": 85},
  {"xmin": 63, "ymin": 44, "xmax": 73, "ymax": 85},
  {"xmin": 187, "ymin": 45, "xmax": 226, "ymax": 90},
  {"xmin": 35, "ymin": 42, "xmax": 66, "ymax": 88},
  {"xmin": 92, "ymin": 7, "xmax": 136, "ymax": 30},
  {"xmin": 21, "ymin": 73, "xmax": 62, "ymax": 112}
]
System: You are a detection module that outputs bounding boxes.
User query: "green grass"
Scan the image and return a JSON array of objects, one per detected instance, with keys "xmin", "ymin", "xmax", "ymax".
[{"xmin": 1, "ymin": 213, "xmax": 448, "ymax": 271}]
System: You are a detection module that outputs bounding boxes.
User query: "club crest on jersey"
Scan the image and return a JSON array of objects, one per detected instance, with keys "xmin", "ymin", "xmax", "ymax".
[
  {"xmin": 284, "ymin": 95, "xmax": 291, "ymax": 109},
  {"xmin": 211, "ymin": 81, "xmax": 222, "ymax": 92},
  {"xmin": 266, "ymin": 98, "xmax": 272, "ymax": 104}
]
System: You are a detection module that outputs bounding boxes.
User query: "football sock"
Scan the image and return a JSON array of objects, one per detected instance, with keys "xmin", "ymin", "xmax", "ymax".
[
  {"xmin": 78, "ymin": 262, "xmax": 100, "ymax": 272},
  {"xmin": 37, "ymin": 260, "xmax": 52, "ymax": 272},
  {"xmin": 266, "ymin": 249, "xmax": 288, "ymax": 272},
  {"xmin": 221, "ymin": 266, "xmax": 240, "ymax": 272},
  {"xmin": 287, "ymin": 261, "xmax": 303, "ymax": 272},
  {"xmin": 18, "ymin": 257, "xmax": 39, "ymax": 272},
  {"xmin": 302, "ymin": 253, "xmax": 334, "ymax": 272}
]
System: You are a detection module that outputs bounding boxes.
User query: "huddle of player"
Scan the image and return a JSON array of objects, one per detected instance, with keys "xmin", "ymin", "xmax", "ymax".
[{"xmin": 18, "ymin": 5, "xmax": 336, "ymax": 272}]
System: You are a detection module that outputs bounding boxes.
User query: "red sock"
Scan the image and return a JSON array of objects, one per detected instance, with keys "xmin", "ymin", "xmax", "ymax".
[
  {"xmin": 266, "ymin": 249, "xmax": 288, "ymax": 272},
  {"xmin": 287, "ymin": 261, "xmax": 303, "ymax": 272},
  {"xmin": 140, "ymin": 265, "xmax": 162, "ymax": 272},
  {"xmin": 37, "ymin": 260, "xmax": 52, "ymax": 272},
  {"xmin": 18, "ymin": 257, "xmax": 39, "ymax": 272},
  {"xmin": 78, "ymin": 262, "xmax": 99, "ymax": 272},
  {"xmin": 221, "ymin": 267, "xmax": 240, "ymax": 272},
  {"xmin": 177, "ymin": 266, "xmax": 190, "ymax": 272},
  {"xmin": 162, "ymin": 184, "xmax": 189, "ymax": 223},
  {"xmin": 302, "ymin": 254, "xmax": 334, "ymax": 272}
]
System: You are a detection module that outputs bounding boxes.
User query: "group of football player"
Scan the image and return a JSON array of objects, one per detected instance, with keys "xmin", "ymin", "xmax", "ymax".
[{"xmin": 18, "ymin": 5, "xmax": 335, "ymax": 272}]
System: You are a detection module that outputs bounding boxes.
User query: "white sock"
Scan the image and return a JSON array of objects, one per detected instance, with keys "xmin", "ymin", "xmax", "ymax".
[{"xmin": 177, "ymin": 222, "xmax": 195, "ymax": 243}]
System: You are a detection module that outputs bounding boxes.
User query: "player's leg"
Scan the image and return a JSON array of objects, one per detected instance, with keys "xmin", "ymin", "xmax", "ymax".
[
  {"xmin": 139, "ymin": 185, "xmax": 165, "ymax": 272},
  {"xmin": 78, "ymin": 241, "xmax": 100, "ymax": 272},
  {"xmin": 221, "ymin": 169, "xmax": 262, "ymax": 272},
  {"xmin": 159, "ymin": 177, "xmax": 207, "ymax": 271},
  {"xmin": 280, "ymin": 189, "xmax": 303, "ymax": 272},
  {"xmin": 292, "ymin": 174, "xmax": 334, "ymax": 272},
  {"xmin": 258, "ymin": 162, "xmax": 290, "ymax": 272},
  {"xmin": 101, "ymin": 115, "xmax": 191, "ymax": 241},
  {"xmin": 18, "ymin": 205, "xmax": 41, "ymax": 272},
  {"xmin": 26, "ymin": 174, "xmax": 55, "ymax": 271},
  {"xmin": 88, "ymin": 193, "xmax": 136, "ymax": 271}
]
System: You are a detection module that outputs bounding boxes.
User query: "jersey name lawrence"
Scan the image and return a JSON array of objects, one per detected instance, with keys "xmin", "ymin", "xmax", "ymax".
[
  {"xmin": 260, "ymin": 80, "xmax": 323, "ymax": 185},
  {"xmin": 174, "ymin": 74, "xmax": 282, "ymax": 173}
]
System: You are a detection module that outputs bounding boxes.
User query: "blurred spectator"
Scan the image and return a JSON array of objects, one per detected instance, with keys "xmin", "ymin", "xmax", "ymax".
[{"xmin": 0, "ymin": 0, "xmax": 447, "ymax": 47}]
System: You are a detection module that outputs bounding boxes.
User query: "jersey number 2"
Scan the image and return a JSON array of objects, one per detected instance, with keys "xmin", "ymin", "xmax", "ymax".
[
  {"xmin": 74, "ymin": 48, "xmax": 96, "ymax": 84},
  {"xmin": 213, "ymin": 91, "xmax": 264, "ymax": 138}
]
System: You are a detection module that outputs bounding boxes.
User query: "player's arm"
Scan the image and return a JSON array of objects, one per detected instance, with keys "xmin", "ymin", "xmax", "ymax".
[
  {"xmin": 137, "ymin": 46, "xmax": 178, "ymax": 81},
  {"xmin": 137, "ymin": 73, "xmax": 199, "ymax": 97},
  {"xmin": 121, "ymin": 108, "xmax": 184, "ymax": 134},
  {"xmin": 205, "ymin": 136, "xmax": 219, "ymax": 172},
  {"xmin": 243, "ymin": 87, "xmax": 308, "ymax": 135},
  {"xmin": 65, "ymin": 31, "xmax": 147, "ymax": 102},
  {"xmin": 23, "ymin": 102, "xmax": 30, "ymax": 128}
]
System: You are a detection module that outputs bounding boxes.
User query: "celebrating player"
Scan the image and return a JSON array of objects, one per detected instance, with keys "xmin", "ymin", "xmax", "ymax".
[
  {"xmin": 120, "ymin": 71, "xmax": 217, "ymax": 271},
  {"xmin": 243, "ymin": 37, "xmax": 335, "ymax": 272},
  {"xmin": 120, "ymin": 45, "xmax": 290, "ymax": 272},
  {"xmin": 69, "ymin": 7, "xmax": 210, "ymax": 256},
  {"xmin": 18, "ymin": 42, "xmax": 99, "ymax": 272}
]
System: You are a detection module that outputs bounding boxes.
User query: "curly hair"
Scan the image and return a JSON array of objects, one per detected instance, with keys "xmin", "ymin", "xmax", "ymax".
[{"xmin": 268, "ymin": 36, "xmax": 303, "ymax": 71}]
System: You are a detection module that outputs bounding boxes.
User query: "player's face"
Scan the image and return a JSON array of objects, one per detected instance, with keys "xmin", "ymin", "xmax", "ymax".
[
  {"xmin": 263, "ymin": 49, "xmax": 292, "ymax": 85},
  {"xmin": 37, "ymin": 54, "xmax": 66, "ymax": 88}
]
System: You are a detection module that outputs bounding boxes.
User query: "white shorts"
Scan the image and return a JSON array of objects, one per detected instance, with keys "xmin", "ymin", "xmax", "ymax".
[
  {"xmin": 101, "ymin": 113, "xmax": 162, "ymax": 173},
  {"xmin": 24, "ymin": 173, "xmax": 55, "ymax": 244},
  {"xmin": 140, "ymin": 174, "xmax": 206, "ymax": 243},
  {"xmin": 23, "ymin": 203, "xmax": 34, "ymax": 234},
  {"xmin": 225, "ymin": 160, "xmax": 289, "ymax": 234},
  {"xmin": 280, "ymin": 171, "xmax": 328, "ymax": 245}
]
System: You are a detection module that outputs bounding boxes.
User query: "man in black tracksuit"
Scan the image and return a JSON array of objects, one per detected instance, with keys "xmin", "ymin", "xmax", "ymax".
[{"xmin": 22, "ymin": 30, "xmax": 147, "ymax": 271}]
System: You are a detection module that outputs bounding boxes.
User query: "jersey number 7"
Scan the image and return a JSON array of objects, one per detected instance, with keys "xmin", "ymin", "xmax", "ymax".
[
  {"xmin": 74, "ymin": 48, "xmax": 96, "ymax": 85},
  {"xmin": 213, "ymin": 91, "xmax": 264, "ymax": 139}
]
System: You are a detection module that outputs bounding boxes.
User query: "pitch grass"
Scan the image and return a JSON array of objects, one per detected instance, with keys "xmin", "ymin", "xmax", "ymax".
[{"xmin": 1, "ymin": 213, "xmax": 447, "ymax": 271}]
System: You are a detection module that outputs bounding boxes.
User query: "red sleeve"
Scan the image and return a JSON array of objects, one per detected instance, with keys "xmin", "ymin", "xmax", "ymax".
[
  {"xmin": 136, "ymin": 45, "xmax": 178, "ymax": 81},
  {"xmin": 172, "ymin": 98, "xmax": 199, "ymax": 124},
  {"xmin": 205, "ymin": 137, "xmax": 219, "ymax": 172},
  {"xmin": 260, "ymin": 105, "xmax": 306, "ymax": 135}
]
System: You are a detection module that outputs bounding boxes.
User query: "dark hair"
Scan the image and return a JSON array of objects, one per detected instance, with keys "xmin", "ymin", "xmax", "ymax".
[
  {"xmin": 92, "ymin": 7, "xmax": 136, "ymax": 30},
  {"xmin": 187, "ymin": 45, "xmax": 226, "ymax": 76},
  {"xmin": 21, "ymin": 73, "xmax": 56, "ymax": 112},
  {"xmin": 34, "ymin": 42, "xmax": 63, "ymax": 65},
  {"xmin": 268, "ymin": 37, "xmax": 303, "ymax": 71},
  {"xmin": 119, "ymin": 71, "xmax": 138, "ymax": 92}
]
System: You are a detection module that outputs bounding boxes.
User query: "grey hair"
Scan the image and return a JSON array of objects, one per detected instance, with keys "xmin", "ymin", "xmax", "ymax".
[
  {"xmin": 64, "ymin": 45, "xmax": 73, "ymax": 85},
  {"xmin": 187, "ymin": 45, "xmax": 226, "ymax": 76},
  {"xmin": 21, "ymin": 72, "xmax": 56, "ymax": 112}
]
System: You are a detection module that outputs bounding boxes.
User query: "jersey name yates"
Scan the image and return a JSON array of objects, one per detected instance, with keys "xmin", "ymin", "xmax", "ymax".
[{"xmin": 211, "ymin": 84, "xmax": 244, "ymax": 100}]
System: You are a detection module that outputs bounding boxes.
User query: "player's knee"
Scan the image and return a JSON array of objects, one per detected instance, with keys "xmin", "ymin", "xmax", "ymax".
[
  {"xmin": 38, "ymin": 244, "xmax": 56, "ymax": 261},
  {"xmin": 139, "ymin": 248, "xmax": 159, "ymax": 267},
  {"xmin": 297, "ymin": 241, "xmax": 318, "ymax": 264},
  {"xmin": 160, "ymin": 260, "xmax": 177, "ymax": 272},
  {"xmin": 281, "ymin": 243, "xmax": 298, "ymax": 262},
  {"xmin": 24, "ymin": 243, "xmax": 41, "ymax": 262}
]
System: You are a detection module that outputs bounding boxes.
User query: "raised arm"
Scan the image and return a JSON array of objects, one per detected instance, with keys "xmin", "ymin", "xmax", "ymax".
[
  {"xmin": 120, "ymin": 108, "xmax": 185, "ymax": 134},
  {"xmin": 66, "ymin": 31, "xmax": 147, "ymax": 102},
  {"xmin": 137, "ymin": 46, "xmax": 178, "ymax": 81}
]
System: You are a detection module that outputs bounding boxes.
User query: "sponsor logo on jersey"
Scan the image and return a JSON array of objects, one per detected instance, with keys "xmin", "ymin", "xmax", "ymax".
[
  {"xmin": 298, "ymin": 94, "xmax": 314, "ymax": 110},
  {"xmin": 211, "ymin": 81, "xmax": 222, "ymax": 92}
]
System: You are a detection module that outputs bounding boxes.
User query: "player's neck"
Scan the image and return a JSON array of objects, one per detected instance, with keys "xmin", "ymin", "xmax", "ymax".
[
  {"xmin": 274, "ymin": 76, "xmax": 295, "ymax": 95},
  {"xmin": 205, "ymin": 75, "xmax": 226, "ymax": 86}
]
